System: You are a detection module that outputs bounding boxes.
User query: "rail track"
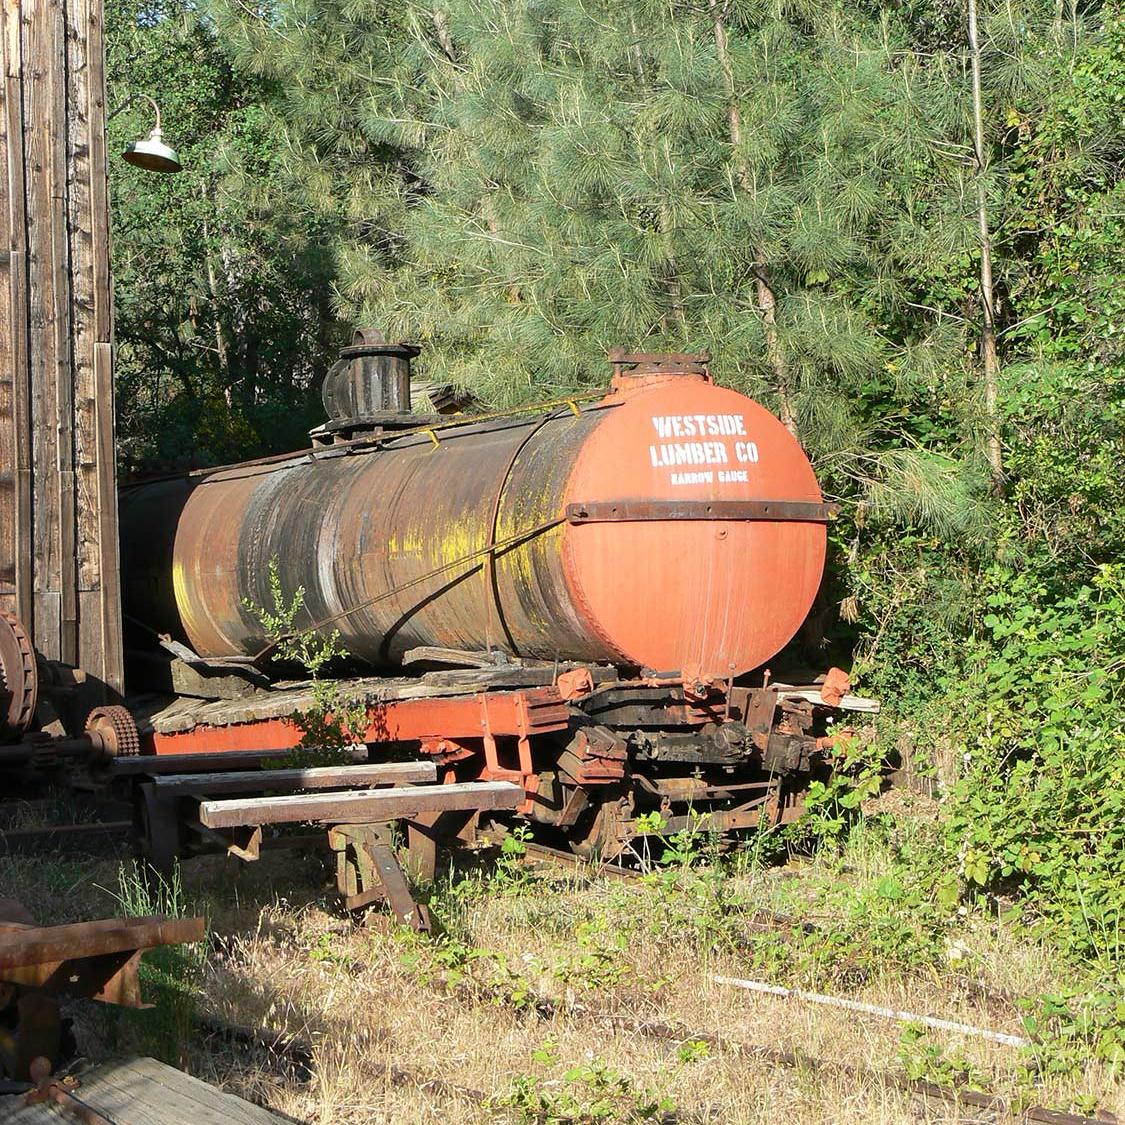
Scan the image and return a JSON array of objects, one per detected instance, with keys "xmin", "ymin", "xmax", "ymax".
[
  {"xmin": 195, "ymin": 1006, "xmax": 1111, "ymax": 1125},
  {"xmin": 4, "ymin": 814, "xmax": 1110, "ymax": 1123}
]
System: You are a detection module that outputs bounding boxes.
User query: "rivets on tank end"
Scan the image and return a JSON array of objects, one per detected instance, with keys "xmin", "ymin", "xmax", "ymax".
[{"xmin": 716, "ymin": 529, "xmax": 728, "ymax": 540}]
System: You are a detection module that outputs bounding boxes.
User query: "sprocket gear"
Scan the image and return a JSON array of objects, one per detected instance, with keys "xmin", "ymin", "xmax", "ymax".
[
  {"xmin": 84, "ymin": 705, "xmax": 141, "ymax": 760},
  {"xmin": 0, "ymin": 611, "xmax": 37, "ymax": 743}
]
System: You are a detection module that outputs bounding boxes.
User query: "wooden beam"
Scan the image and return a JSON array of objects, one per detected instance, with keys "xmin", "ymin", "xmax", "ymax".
[
  {"xmin": 152, "ymin": 760, "xmax": 437, "ymax": 798},
  {"xmin": 198, "ymin": 780, "xmax": 524, "ymax": 829},
  {"xmin": 0, "ymin": 1, "xmax": 13, "ymax": 608},
  {"xmin": 0, "ymin": 0, "xmax": 122, "ymax": 688},
  {"xmin": 87, "ymin": 0, "xmax": 122, "ymax": 694},
  {"xmin": 2, "ymin": 0, "xmax": 32, "ymax": 627},
  {"xmin": 93, "ymin": 340, "xmax": 123, "ymax": 692},
  {"xmin": 26, "ymin": 0, "xmax": 62, "ymax": 658}
]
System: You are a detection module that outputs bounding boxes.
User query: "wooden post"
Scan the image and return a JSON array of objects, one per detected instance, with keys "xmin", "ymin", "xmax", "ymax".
[{"xmin": 0, "ymin": 0, "xmax": 122, "ymax": 695}]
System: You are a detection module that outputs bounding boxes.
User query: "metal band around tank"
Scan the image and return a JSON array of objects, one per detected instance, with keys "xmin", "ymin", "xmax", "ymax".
[{"xmin": 564, "ymin": 500, "xmax": 835, "ymax": 523}]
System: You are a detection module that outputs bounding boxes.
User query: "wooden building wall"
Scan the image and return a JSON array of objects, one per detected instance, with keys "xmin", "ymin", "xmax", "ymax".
[{"xmin": 0, "ymin": 0, "xmax": 123, "ymax": 695}]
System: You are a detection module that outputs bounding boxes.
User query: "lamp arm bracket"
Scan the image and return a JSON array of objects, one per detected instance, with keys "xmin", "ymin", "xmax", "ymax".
[{"xmin": 107, "ymin": 93, "xmax": 162, "ymax": 131}]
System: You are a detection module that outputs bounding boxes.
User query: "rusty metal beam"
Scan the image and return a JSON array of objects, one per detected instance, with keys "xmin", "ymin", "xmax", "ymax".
[
  {"xmin": 565, "ymin": 499, "xmax": 834, "ymax": 523},
  {"xmin": 0, "ymin": 916, "xmax": 203, "ymax": 974},
  {"xmin": 110, "ymin": 748, "xmax": 326, "ymax": 775},
  {"xmin": 145, "ymin": 687, "xmax": 570, "ymax": 757}
]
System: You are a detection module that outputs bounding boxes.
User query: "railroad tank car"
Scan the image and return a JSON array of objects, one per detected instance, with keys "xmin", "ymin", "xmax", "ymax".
[
  {"xmin": 104, "ymin": 338, "xmax": 859, "ymax": 860},
  {"xmin": 119, "ymin": 344, "xmax": 828, "ymax": 680}
]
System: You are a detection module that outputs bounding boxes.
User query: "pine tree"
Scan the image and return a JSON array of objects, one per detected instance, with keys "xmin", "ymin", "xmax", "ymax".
[{"xmin": 207, "ymin": 0, "xmax": 1006, "ymax": 539}]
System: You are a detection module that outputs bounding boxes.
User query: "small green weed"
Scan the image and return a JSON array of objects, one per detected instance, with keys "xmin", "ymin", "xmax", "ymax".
[
  {"xmin": 491, "ymin": 1053, "xmax": 676, "ymax": 1123},
  {"xmin": 898, "ymin": 1024, "xmax": 985, "ymax": 1089},
  {"xmin": 242, "ymin": 557, "xmax": 364, "ymax": 766}
]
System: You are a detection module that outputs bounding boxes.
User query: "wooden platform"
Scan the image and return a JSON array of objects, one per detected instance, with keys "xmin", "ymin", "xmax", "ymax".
[
  {"xmin": 0, "ymin": 1056, "xmax": 294, "ymax": 1123},
  {"xmin": 137, "ymin": 663, "xmax": 620, "ymax": 736}
]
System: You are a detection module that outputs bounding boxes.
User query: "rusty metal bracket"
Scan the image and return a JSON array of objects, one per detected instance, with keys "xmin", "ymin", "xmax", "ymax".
[
  {"xmin": 0, "ymin": 915, "xmax": 205, "ymax": 1004},
  {"xmin": 0, "ymin": 902, "xmax": 205, "ymax": 1081},
  {"xmin": 565, "ymin": 499, "xmax": 835, "ymax": 524},
  {"xmin": 21, "ymin": 1063, "xmax": 115, "ymax": 1125}
]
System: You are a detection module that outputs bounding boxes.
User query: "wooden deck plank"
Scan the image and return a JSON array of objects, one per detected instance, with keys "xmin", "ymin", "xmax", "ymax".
[
  {"xmin": 199, "ymin": 779, "xmax": 524, "ymax": 828},
  {"xmin": 152, "ymin": 760, "xmax": 437, "ymax": 797},
  {"xmin": 0, "ymin": 1056, "xmax": 291, "ymax": 1124},
  {"xmin": 89, "ymin": 1056, "xmax": 285, "ymax": 1125}
]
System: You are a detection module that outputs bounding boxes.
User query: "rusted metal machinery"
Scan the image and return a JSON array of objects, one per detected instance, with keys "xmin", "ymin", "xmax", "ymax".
[
  {"xmin": 100, "ymin": 339, "xmax": 875, "ymax": 865},
  {"xmin": 0, "ymin": 899, "xmax": 204, "ymax": 1081},
  {"xmin": 0, "ymin": 334, "xmax": 876, "ymax": 886}
]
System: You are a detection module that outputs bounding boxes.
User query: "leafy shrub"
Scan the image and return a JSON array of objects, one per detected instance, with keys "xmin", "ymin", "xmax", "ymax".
[{"xmin": 944, "ymin": 566, "xmax": 1125, "ymax": 965}]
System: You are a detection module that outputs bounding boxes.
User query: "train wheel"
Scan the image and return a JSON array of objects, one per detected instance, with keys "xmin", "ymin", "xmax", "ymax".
[
  {"xmin": 565, "ymin": 798, "xmax": 627, "ymax": 860},
  {"xmin": 0, "ymin": 611, "xmax": 37, "ymax": 743}
]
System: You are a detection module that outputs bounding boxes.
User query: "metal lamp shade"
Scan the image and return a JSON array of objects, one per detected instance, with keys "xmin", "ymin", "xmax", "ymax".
[{"xmin": 122, "ymin": 128, "xmax": 181, "ymax": 174}]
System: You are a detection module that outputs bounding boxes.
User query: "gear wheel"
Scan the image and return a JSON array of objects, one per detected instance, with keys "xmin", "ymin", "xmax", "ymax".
[
  {"xmin": 0, "ymin": 611, "xmax": 37, "ymax": 743},
  {"xmin": 84, "ymin": 705, "xmax": 141, "ymax": 760}
]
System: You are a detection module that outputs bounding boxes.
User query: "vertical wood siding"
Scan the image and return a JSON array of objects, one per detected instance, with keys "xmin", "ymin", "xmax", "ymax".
[{"xmin": 0, "ymin": 0, "xmax": 122, "ymax": 695}]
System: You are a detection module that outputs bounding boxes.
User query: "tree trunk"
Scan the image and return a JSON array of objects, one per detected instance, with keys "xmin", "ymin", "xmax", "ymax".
[
  {"xmin": 968, "ymin": 0, "xmax": 1004, "ymax": 493},
  {"xmin": 710, "ymin": 0, "xmax": 796, "ymax": 437},
  {"xmin": 200, "ymin": 209, "xmax": 232, "ymax": 401},
  {"xmin": 432, "ymin": 7, "xmax": 456, "ymax": 62}
]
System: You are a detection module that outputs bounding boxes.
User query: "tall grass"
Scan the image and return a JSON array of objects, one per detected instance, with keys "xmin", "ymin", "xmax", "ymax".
[{"xmin": 102, "ymin": 861, "xmax": 208, "ymax": 1065}]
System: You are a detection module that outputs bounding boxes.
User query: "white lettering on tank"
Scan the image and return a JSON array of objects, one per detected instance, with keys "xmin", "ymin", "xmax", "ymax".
[
  {"xmin": 652, "ymin": 414, "xmax": 747, "ymax": 439},
  {"xmin": 648, "ymin": 441, "xmax": 731, "ymax": 467}
]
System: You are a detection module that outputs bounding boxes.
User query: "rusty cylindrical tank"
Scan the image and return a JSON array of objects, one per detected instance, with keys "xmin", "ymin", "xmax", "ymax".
[{"xmin": 119, "ymin": 352, "xmax": 829, "ymax": 679}]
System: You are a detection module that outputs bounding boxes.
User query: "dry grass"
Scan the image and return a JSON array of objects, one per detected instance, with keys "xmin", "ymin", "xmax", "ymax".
[{"xmin": 1, "ymin": 833, "xmax": 1121, "ymax": 1124}]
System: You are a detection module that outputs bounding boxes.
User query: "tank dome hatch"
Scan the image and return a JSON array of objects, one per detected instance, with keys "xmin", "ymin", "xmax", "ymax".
[{"xmin": 311, "ymin": 328, "xmax": 432, "ymax": 444}]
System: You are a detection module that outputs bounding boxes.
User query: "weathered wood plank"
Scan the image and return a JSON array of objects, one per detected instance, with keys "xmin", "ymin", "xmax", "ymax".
[
  {"xmin": 0, "ymin": 0, "xmax": 14, "ymax": 608},
  {"xmin": 87, "ymin": 0, "xmax": 122, "ymax": 693},
  {"xmin": 46, "ymin": 0, "xmax": 77, "ymax": 667},
  {"xmin": 68, "ymin": 0, "xmax": 101, "ymax": 674},
  {"xmin": 3, "ymin": 0, "xmax": 32, "ymax": 627},
  {"xmin": 0, "ymin": 0, "xmax": 122, "ymax": 688},
  {"xmin": 94, "ymin": 340, "xmax": 123, "ymax": 691},
  {"xmin": 25, "ymin": 0, "xmax": 62, "ymax": 661},
  {"xmin": 94, "ymin": 1056, "xmax": 288, "ymax": 1125},
  {"xmin": 86, "ymin": 0, "xmax": 111, "ymax": 341},
  {"xmin": 0, "ymin": 1056, "xmax": 291, "ymax": 1124},
  {"xmin": 421, "ymin": 664, "xmax": 617, "ymax": 689},
  {"xmin": 153, "ymin": 760, "xmax": 437, "ymax": 797},
  {"xmin": 199, "ymin": 779, "xmax": 525, "ymax": 828}
]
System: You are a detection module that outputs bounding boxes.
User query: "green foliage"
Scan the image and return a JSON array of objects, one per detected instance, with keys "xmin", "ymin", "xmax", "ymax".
[
  {"xmin": 1021, "ymin": 987, "xmax": 1125, "ymax": 1078},
  {"xmin": 106, "ymin": 862, "xmax": 206, "ymax": 1064},
  {"xmin": 898, "ymin": 1025, "xmax": 985, "ymax": 1089},
  {"xmin": 241, "ymin": 558, "xmax": 362, "ymax": 766},
  {"xmin": 491, "ymin": 1054, "xmax": 675, "ymax": 1124},
  {"xmin": 943, "ymin": 566, "xmax": 1125, "ymax": 964},
  {"xmin": 107, "ymin": 0, "xmax": 341, "ymax": 468},
  {"xmin": 242, "ymin": 558, "xmax": 346, "ymax": 677},
  {"xmin": 204, "ymin": 0, "xmax": 997, "ymax": 543},
  {"xmin": 399, "ymin": 901, "xmax": 629, "ymax": 1008},
  {"xmin": 798, "ymin": 736, "xmax": 884, "ymax": 842}
]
